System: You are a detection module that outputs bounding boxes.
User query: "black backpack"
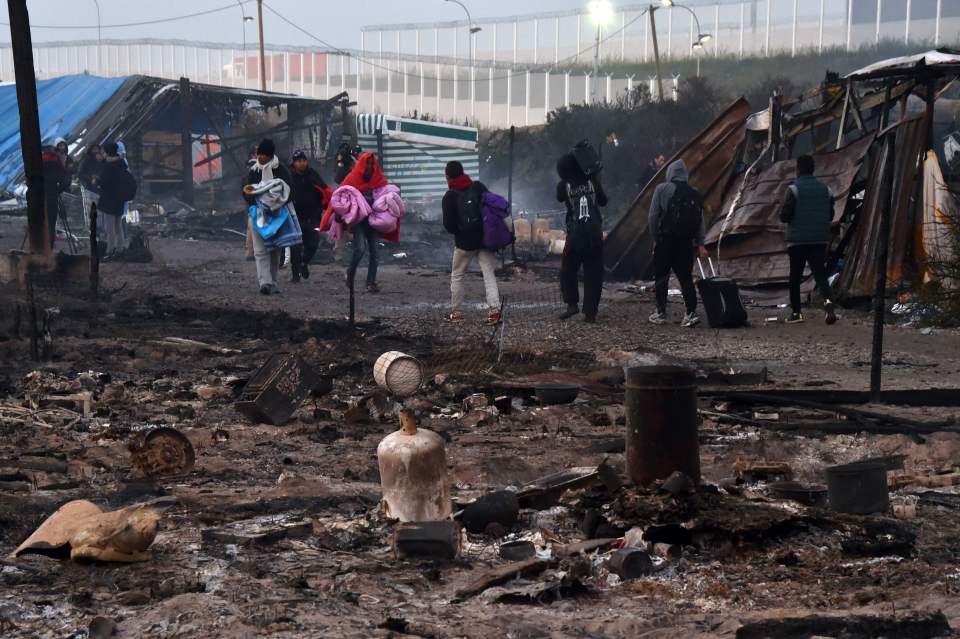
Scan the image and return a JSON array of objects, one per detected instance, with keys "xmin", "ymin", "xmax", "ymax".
[
  {"xmin": 565, "ymin": 181, "xmax": 603, "ymax": 252},
  {"xmin": 456, "ymin": 182, "xmax": 485, "ymax": 236},
  {"xmin": 571, "ymin": 140, "xmax": 602, "ymax": 177},
  {"xmin": 659, "ymin": 181, "xmax": 702, "ymax": 239}
]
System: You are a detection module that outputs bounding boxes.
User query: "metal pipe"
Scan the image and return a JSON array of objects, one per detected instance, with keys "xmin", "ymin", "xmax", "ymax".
[
  {"xmin": 875, "ymin": 0, "xmax": 881, "ymax": 45},
  {"xmin": 256, "ymin": 0, "xmax": 266, "ymax": 91},
  {"xmin": 904, "ymin": 0, "xmax": 911, "ymax": 43},
  {"xmin": 818, "ymin": 0, "xmax": 824, "ymax": 52},
  {"xmin": 935, "ymin": 0, "xmax": 942, "ymax": 45}
]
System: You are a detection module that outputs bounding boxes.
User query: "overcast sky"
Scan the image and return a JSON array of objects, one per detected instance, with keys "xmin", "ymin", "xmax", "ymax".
[{"xmin": 3, "ymin": 0, "xmax": 574, "ymax": 49}]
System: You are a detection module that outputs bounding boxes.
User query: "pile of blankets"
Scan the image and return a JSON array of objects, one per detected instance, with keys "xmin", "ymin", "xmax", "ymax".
[{"xmin": 320, "ymin": 152, "xmax": 405, "ymax": 243}]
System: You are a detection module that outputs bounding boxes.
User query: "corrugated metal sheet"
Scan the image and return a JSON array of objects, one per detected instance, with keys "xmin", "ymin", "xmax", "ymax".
[
  {"xmin": 357, "ymin": 113, "xmax": 478, "ymax": 203},
  {"xmin": 0, "ymin": 74, "xmax": 128, "ymax": 192},
  {"xmin": 707, "ymin": 133, "xmax": 874, "ymax": 286},
  {"xmin": 604, "ymin": 97, "xmax": 752, "ymax": 280},
  {"xmin": 836, "ymin": 116, "xmax": 927, "ymax": 297}
]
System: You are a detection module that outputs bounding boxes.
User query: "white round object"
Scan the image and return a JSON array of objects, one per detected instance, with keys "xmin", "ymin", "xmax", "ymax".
[{"xmin": 373, "ymin": 351, "xmax": 423, "ymax": 397}]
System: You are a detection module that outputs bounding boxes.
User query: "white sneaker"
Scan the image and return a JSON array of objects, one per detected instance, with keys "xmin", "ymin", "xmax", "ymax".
[
  {"xmin": 681, "ymin": 313, "xmax": 700, "ymax": 328},
  {"xmin": 648, "ymin": 311, "xmax": 667, "ymax": 325}
]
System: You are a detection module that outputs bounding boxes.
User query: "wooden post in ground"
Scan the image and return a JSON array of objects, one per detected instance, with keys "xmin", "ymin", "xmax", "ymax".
[
  {"xmin": 870, "ymin": 130, "xmax": 896, "ymax": 399},
  {"xmin": 89, "ymin": 202, "xmax": 99, "ymax": 297},
  {"xmin": 7, "ymin": 0, "xmax": 46, "ymax": 253},
  {"xmin": 179, "ymin": 77, "xmax": 194, "ymax": 205}
]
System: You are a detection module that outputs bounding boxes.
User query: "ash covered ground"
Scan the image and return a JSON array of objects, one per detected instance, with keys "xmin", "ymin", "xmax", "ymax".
[{"xmin": 2, "ymin": 218, "xmax": 960, "ymax": 638}]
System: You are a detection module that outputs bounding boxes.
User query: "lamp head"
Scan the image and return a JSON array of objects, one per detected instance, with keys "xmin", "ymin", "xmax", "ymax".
[
  {"xmin": 698, "ymin": 33, "xmax": 712, "ymax": 43},
  {"xmin": 660, "ymin": 0, "xmax": 674, "ymax": 7},
  {"xmin": 588, "ymin": 0, "xmax": 614, "ymax": 25},
  {"xmin": 243, "ymin": 16, "xmax": 254, "ymax": 22},
  {"xmin": 470, "ymin": 26, "xmax": 482, "ymax": 34}
]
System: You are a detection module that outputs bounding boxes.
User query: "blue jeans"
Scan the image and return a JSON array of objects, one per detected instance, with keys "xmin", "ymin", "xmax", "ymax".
[{"xmin": 348, "ymin": 220, "xmax": 379, "ymax": 285}]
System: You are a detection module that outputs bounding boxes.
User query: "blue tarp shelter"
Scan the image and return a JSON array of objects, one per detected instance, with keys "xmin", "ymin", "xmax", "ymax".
[{"xmin": 0, "ymin": 74, "xmax": 127, "ymax": 192}]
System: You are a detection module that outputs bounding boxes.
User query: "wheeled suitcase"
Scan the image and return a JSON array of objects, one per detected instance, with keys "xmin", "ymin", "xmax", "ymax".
[{"xmin": 696, "ymin": 258, "xmax": 748, "ymax": 328}]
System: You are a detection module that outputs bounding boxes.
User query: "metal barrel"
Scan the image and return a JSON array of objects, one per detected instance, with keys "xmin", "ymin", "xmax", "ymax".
[{"xmin": 624, "ymin": 365, "xmax": 700, "ymax": 485}]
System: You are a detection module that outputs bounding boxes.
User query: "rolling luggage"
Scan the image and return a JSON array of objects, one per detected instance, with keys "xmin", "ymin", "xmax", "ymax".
[{"xmin": 696, "ymin": 258, "xmax": 748, "ymax": 328}]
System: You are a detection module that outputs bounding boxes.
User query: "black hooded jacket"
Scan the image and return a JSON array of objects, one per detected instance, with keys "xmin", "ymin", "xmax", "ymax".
[
  {"xmin": 555, "ymin": 152, "xmax": 608, "ymax": 232},
  {"xmin": 289, "ymin": 166, "xmax": 329, "ymax": 223}
]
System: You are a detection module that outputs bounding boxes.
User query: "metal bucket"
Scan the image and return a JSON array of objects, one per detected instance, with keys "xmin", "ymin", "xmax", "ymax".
[
  {"xmin": 373, "ymin": 351, "xmax": 423, "ymax": 397},
  {"xmin": 625, "ymin": 365, "xmax": 700, "ymax": 485},
  {"xmin": 826, "ymin": 461, "xmax": 889, "ymax": 514}
]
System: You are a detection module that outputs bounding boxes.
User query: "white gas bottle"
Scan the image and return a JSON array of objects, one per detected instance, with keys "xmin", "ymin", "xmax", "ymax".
[{"xmin": 376, "ymin": 410, "xmax": 451, "ymax": 522}]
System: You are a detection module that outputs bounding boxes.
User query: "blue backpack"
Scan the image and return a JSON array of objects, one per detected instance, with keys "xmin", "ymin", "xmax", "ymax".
[{"xmin": 481, "ymin": 191, "xmax": 514, "ymax": 250}]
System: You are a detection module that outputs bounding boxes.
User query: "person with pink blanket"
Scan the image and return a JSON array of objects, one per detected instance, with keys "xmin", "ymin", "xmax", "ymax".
[{"xmin": 320, "ymin": 153, "xmax": 404, "ymax": 293}]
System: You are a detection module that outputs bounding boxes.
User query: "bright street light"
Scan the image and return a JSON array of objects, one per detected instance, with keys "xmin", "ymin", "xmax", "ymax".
[
  {"xmin": 660, "ymin": 0, "xmax": 674, "ymax": 6},
  {"xmin": 588, "ymin": 0, "xmax": 615, "ymax": 25}
]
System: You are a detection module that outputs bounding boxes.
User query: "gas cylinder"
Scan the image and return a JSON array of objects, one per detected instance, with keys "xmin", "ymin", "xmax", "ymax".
[{"xmin": 377, "ymin": 410, "xmax": 451, "ymax": 522}]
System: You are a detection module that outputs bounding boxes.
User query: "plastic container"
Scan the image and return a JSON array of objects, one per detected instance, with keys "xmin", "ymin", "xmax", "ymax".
[
  {"xmin": 377, "ymin": 410, "xmax": 451, "ymax": 522},
  {"xmin": 532, "ymin": 218, "xmax": 551, "ymax": 245},
  {"xmin": 513, "ymin": 218, "xmax": 532, "ymax": 244},
  {"xmin": 373, "ymin": 351, "xmax": 423, "ymax": 397},
  {"xmin": 826, "ymin": 461, "xmax": 889, "ymax": 514},
  {"xmin": 625, "ymin": 366, "xmax": 700, "ymax": 485}
]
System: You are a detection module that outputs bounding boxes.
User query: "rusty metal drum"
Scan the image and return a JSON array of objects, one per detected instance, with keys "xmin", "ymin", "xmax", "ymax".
[{"xmin": 625, "ymin": 365, "xmax": 701, "ymax": 485}]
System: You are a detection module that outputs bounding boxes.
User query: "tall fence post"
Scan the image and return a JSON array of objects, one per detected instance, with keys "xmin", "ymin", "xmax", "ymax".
[{"xmin": 870, "ymin": 130, "xmax": 896, "ymax": 399}]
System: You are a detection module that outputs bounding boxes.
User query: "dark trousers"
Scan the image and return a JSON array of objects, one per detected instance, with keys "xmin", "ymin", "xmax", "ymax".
[
  {"xmin": 46, "ymin": 196, "xmax": 60, "ymax": 248},
  {"xmin": 788, "ymin": 243, "xmax": 832, "ymax": 314},
  {"xmin": 290, "ymin": 219, "xmax": 320, "ymax": 274},
  {"xmin": 653, "ymin": 237, "xmax": 698, "ymax": 314},
  {"xmin": 560, "ymin": 245, "xmax": 604, "ymax": 316},
  {"xmin": 348, "ymin": 220, "xmax": 379, "ymax": 285}
]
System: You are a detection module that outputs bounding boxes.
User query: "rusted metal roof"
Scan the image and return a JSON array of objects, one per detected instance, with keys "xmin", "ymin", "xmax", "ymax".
[
  {"xmin": 704, "ymin": 134, "xmax": 874, "ymax": 287},
  {"xmin": 604, "ymin": 97, "xmax": 751, "ymax": 281}
]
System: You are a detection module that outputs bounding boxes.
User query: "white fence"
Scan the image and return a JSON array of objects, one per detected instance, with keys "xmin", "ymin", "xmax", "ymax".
[
  {"xmin": 364, "ymin": 0, "xmax": 960, "ymax": 65},
  {"xmin": 3, "ymin": 39, "xmax": 680, "ymax": 128}
]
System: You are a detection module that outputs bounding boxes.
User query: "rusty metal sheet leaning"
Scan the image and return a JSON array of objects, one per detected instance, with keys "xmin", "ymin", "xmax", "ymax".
[
  {"xmin": 837, "ymin": 116, "xmax": 927, "ymax": 298},
  {"xmin": 604, "ymin": 97, "xmax": 751, "ymax": 281},
  {"xmin": 706, "ymin": 133, "xmax": 875, "ymax": 287}
]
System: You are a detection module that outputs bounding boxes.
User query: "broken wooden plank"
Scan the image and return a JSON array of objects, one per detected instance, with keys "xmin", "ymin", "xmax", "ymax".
[
  {"xmin": 453, "ymin": 558, "xmax": 551, "ymax": 601},
  {"xmin": 554, "ymin": 538, "xmax": 618, "ymax": 558},
  {"xmin": 152, "ymin": 337, "xmax": 241, "ymax": 355},
  {"xmin": 701, "ymin": 388, "xmax": 960, "ymax": 407}
]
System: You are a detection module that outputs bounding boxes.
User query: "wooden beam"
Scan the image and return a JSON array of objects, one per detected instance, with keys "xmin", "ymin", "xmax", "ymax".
[
  {"xmin": 179, "ymin": 77, "xmax": 194, "ymax": 205},
  {"xmin": 847, "ymin": 86, "xmax": 867, "ymax": 133},
  {"xmin": 7, "ymin": 0, "xmax": 46, "ymax": 253},
  {"xmin": 835, "ymin": 80, "xmax": 853, "ymax": 150}
]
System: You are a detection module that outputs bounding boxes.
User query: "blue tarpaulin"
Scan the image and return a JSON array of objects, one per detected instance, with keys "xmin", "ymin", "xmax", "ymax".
[{"xmin": 0, "ymin": 74, "xmax": 127, "ymax": 192}]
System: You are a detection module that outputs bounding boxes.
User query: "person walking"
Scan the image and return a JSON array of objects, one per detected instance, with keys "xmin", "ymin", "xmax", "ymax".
[
  {"xmin": 41, "ymin": 145, "xmax": 70, "ymax": 249},
  {"xmin": 340, "ymin": 152, "xmax": 386, "ymax": 293},
  {"xmin": 442, "ymin": 161, "xmax": 501, "ymax": 324},
  {"xmin": 780, "ymin": 154, "xmax": 837, "ymax": 325},
  {"xmin": 243, "ymin": 138, "xmax": 295, "ymax": 295},
  {"xmin": 97, "ymin": 142, "xmax": 137, "ymax": 257},
  {"xmin": 77, "ymin": 144, "xmax": 105, "ymax": 229},
  {"xmin": 288, "ymin": 149, "xmax": 332, "ymax": 282},
  {"xmin": 556, "ymin": 151, "xmax": 607, "ymax": 323},
  {"xmin": 648, "ymin": 159, "xmax": 708, "ymax": 327}
]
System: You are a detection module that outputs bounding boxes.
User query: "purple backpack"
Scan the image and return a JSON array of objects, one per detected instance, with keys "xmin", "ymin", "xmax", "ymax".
[{"xmin": 481, "ymin": 191, "xmax": 514, "ymax": 250}]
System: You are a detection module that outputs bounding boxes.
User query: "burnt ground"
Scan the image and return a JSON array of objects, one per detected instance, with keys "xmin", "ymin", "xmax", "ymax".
[{"xmin": 2, "ymin": 217, "xmax": 960, "ymax": 638}]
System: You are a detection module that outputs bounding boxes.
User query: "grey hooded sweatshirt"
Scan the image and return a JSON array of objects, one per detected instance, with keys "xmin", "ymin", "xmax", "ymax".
[{"xmin": 648, "ymin": 159, "xmax": 706, "ymax": 246}]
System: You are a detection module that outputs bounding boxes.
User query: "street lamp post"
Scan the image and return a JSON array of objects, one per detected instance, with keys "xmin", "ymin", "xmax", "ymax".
[
  {"xmin": 654, "ymin": 1, "xmax": 711, "ymax": 97},
  {"xmin": 445, "ymin": 0, "xmax": 481, "ymax": 120},
  {"xmin": 236, "ymin": 1, "xmax": 254, "ymax": 88},
  {"xmin": 588, "ymin": 0, "xmax": 613, "ymax": 103},
  {"xmin": 91, "ymin": 0, "xmax": 101, "ymax": 73}
]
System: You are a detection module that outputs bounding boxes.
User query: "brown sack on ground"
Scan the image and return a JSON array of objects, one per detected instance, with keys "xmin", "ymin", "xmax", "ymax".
[{"xmin": 12, "ymin": 499, "xmax": 161, "ymax": 563}]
